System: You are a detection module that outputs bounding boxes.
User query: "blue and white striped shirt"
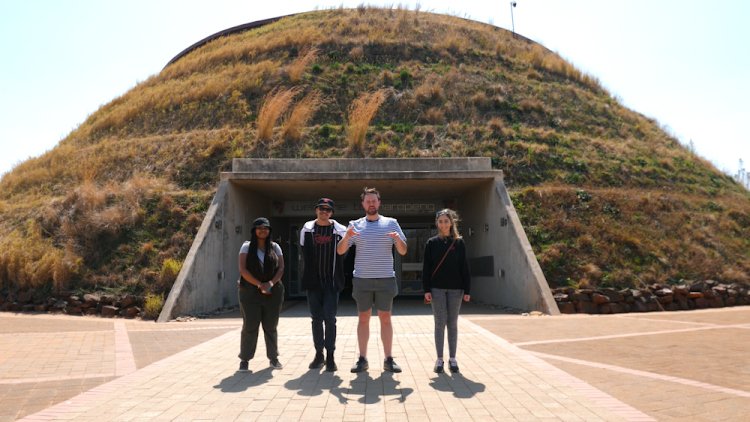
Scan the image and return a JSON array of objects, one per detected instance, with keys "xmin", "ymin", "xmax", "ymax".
[{"xmin": 347, "ymin": 216, "xmax": 406, "ymax": 278}]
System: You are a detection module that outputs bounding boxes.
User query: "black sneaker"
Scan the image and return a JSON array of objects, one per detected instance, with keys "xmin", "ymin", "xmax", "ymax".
[
  {"xmin": 351, "ymin": 356, "xmax": 368, "ymax": 373},
  {"xmin": 325, "ymin": 352, "xmax": 337, "ymax": 372},
  {"xmin": 309, "ymin": 352, "xmax": 325, "ymax": 369},
  {"xmin": 383, "ymin": 357, "xmax": 402, "ymax": 373},
  {"xmin": 448, "ymin": 359, "xmax": 459, "ymax": 373},
  {"xmin": 269, "ymin": 359, "xmax": 283, "ymax": 369},
  {"xmin": 238, "ymin": 360, "xmax": 249, "ymax": 372},
  {"xmin": 433, "ymin": 359, "xmax": 444, "ymax": 373}
]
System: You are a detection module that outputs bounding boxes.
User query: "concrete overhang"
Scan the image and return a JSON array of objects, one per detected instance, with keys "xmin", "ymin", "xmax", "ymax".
[
  {"xmin": 222, "ymin": 172, "xmax": 500, "ymax": 200},
  {"xmin": 222, "ymin": 157, "xmax": 501, "ymax": 199}
]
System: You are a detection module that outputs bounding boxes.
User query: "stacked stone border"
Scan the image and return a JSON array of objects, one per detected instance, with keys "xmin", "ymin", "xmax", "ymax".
[
  {"xmin": 0, "ymin": 290, "xmax": 145, "ymax": 318},
  {"xmin": 554, "ymin": 280, "xmax": 750, "ymax": 314}
]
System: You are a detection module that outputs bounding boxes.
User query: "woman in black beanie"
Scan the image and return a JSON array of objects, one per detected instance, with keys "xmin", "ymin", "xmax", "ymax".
[
  {"xmin": 237, "ymin": 217, "xmax": 285, "ymax": 371},
  {"xmin": 422, "ymin": 209, "xmax": 470, "ymax": 374}
]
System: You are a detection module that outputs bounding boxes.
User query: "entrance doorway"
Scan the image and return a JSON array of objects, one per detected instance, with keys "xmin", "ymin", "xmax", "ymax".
[{"xmin": 396, "ymin": 225, "xmax": 437, "ymax": 296}]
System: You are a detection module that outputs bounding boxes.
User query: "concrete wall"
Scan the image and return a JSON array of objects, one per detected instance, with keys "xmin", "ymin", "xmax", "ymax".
[
  {"xmin": 459, "ymin": 178, "xmax": 559, "ymax": 315},
  {"xmin": 223, "ymin": 183, "xmax": 273, "ymax": 304},
  {"xmin": 158, "ymin": 182, "xmax": 271, "ymax": 322},
  {"xmin": 158, "ymin": 182, "xmax": 228, "ymax": 322}
]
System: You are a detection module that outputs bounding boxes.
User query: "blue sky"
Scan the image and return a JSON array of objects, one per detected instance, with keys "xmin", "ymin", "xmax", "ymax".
[{"xmin": 1, "ymin": 0, "xmax": 748, "ymax": 179}]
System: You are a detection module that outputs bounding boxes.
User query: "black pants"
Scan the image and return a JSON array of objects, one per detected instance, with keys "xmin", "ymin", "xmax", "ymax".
[
  {"xmin": 238, "ymin": 282, "xmax": 284, "ymax": 361},
  {"xmin": 306, "ymin": 280, "xmax": 339, "ymax": 353}
]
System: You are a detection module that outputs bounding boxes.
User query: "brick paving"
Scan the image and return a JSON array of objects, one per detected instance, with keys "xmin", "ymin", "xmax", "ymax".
[
  {"xmin": 467, "ymin": 306, "xmax": 750, "ymax": 422},
  {"xmin": 1, "ymin": 301, "xmax": 749, "ymax": 421}
]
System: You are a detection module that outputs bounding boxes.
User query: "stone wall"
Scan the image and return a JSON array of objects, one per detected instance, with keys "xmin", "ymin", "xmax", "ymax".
[
  {"xmin": 0, "ymin": 289, "xmax": 144, "ymax": 318},
  {"xmin": 554, "ymin": 280, "xmax": 750, "ymax": 314}
]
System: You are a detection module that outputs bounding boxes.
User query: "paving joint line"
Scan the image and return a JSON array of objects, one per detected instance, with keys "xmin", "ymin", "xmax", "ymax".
[
  {"xmin": 0, "ymin": 373, "xmax": 116, "ymax": 385},
  {"xmin": 529, "ymin": 350, "xmax": 750, "ymax": 399},
  {"xmin": 512, "ymin": 323, "xmax": 750, "ymax": 346},
  {"xmin": 114, "ymin": 321, "xmax": 137, "ymax": 376},
  {"xmin": 0, "ymin": 330, "xmax": 113, "ymax": 338},
  {"xmin": 460, "ymin": 317, "xmax": 657, "ymax": 422},
  {"xmin": 613, "ymin": 315, "xmax": 721, "ymax": 326},
  {"xmin": 126, "ymin": 325, "xmax": 241, "ymax": 332}
]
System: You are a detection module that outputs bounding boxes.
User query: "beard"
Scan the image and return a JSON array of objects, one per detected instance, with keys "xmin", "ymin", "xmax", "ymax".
[{"xmin": 366, "ymin": 206, "xmax": 378, "ymax": 215}]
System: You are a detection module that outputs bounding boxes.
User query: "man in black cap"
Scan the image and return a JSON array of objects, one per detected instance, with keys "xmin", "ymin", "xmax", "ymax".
[{"xmin": 299, "ymin": 198, "xmax": 348, "ymax": 371}]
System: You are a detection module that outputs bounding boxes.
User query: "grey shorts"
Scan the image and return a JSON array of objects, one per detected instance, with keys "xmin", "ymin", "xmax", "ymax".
[{"xmin": 352, "ymin": 277, "xmax": 398, "ymax": 312}]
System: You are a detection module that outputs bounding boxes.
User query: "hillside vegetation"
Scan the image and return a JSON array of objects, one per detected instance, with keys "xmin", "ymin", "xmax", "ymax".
[{"xmin": 2, "ymin": 6, "xmax": 749, "ymax": 300}]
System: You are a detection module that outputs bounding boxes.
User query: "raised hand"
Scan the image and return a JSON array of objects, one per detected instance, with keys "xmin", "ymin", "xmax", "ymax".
[
  {"xmin": 346, "ymin": 226, "xmax": 360, "ymax": 238},
  {"xmin": 385, "ymin": 232, "xmax": 401, "ymax": 240}
]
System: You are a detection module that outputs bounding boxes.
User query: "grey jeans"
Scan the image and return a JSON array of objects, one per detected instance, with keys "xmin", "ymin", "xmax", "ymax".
[{"xmin": 430, "ymin": 288, "xmax": 464, "ymax": 358}]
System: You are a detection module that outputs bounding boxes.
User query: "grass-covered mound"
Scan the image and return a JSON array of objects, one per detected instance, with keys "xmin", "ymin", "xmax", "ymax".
[{"xmin": 1, "ymin": 6, "xmax": 749, "ymax": 301}]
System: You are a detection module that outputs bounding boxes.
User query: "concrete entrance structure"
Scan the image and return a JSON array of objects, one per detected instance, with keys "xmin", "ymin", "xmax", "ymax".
[{"xmin": 158, "ymin": 158, "xmax": 559, "ymax": 322}]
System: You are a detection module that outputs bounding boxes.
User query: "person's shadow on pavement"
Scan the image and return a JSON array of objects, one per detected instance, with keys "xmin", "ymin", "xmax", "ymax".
[
  {"xmin": 213, "ymin": 367, "xmax": 272, "ymax": 393},
  {"xmin": 349, "ymin": 371, "xmax": 414, "ymax": 404},
  {"xmin": 284, "ymin": 369, "xmax": 348, "ymax": 404},
  {"xmin": 429, "ymin": 373, "xmax": 485, "ymax": 399}
]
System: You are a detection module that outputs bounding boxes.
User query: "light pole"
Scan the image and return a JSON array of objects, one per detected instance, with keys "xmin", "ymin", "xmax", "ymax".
[{"xmin": 510, "ymin": 1, "xmax": 517, "ymax": 35}]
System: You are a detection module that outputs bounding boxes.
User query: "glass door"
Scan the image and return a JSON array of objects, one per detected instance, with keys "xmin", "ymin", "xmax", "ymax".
[
  {"xmin": 397, "ymin": 226, "xmax": 437, "ymax": 295},
  {"xmin": 288, "ymin": 224, "xmax": 304, "ymax": 297}
]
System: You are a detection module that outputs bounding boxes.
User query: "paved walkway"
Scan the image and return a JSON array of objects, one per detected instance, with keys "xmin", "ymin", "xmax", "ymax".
[{"xmin": 1, "ymin": 301, "xmax": 749, "ymax": 421}]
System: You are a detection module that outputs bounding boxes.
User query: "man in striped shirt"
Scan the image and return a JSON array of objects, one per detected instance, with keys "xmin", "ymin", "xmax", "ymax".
[{"xmin": 337, "ymin": 187, "xmax": 407, "ymax": 373}]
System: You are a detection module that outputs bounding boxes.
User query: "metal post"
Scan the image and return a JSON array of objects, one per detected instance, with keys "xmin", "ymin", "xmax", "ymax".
[{"xmin": 510, "ymin": 1, "xmax": 517, "ymax": 34}]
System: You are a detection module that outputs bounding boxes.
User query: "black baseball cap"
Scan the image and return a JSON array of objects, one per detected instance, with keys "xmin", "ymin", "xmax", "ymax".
[
  {"xmin": 315, "ymin": 198, "xmax": 334, "ymax": 214},
  {"xmin": 252, "ymin": 217, "xmax": 272, "ymax": 233}
]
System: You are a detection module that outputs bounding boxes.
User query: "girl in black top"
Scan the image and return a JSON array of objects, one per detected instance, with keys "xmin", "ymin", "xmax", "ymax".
[
  {"xmin": 237, "ymin": 217, "xmax": 285, "ymax": 372},
  {"xmin": 422, "ymin": 209, "xmax": 470, "ymax": 373}
]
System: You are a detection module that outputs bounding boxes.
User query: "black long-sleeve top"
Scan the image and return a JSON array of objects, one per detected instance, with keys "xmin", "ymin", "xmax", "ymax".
[{"xmin": 422, "ymin": 236, "xmax": 471, "ymax": 294}]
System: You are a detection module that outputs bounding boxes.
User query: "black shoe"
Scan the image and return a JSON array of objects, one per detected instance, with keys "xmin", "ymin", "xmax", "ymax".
[
  {"xmin": 383, "ymin": 357, "xmax": 402, "ymax": 373},
  {"xmin": 433, "ymin": 359, "xmax": 444, "ymax": 373},
  {"xmin": 239, "ymin": 360, "xmax": 249, "ymax": 372},
  {"xmin": 351, "ymin": 356, "xmax": 368, "ymax": 373},
  {"xmin": 269, "ymin": 359, "xmax": 283, "ymax": 369},
  {"xmin": 448, "ymin": 359, "xmax": 459, "ymax": 373},
  {"xmin": 325, "ymin": 352, "xmax": 337, "ymax": 372},
  {"xmin": 309, "ymin": 352, "xmax": 325, "ymax": 369}
]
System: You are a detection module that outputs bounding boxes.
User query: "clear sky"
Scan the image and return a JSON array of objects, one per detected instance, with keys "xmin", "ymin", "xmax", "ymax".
[{"xmin": 1, "ymin": 0, "xmax": 748, "ymax": 178}]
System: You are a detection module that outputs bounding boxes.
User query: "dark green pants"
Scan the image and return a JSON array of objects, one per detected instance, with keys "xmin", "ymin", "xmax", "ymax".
[{"xmin": 238, "ymin": 282, "xmax": 284, "ymax": 361}]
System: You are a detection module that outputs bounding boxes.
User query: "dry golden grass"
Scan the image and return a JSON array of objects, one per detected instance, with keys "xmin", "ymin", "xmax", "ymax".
[
  {"xmin": 414, "ymin": 77, "xmax": 444, "ymax": 103},
  {"xmin": 2, "ymin": 7, "xmax": 748, "ymax": 295},
  {"xmin": 423, "ymin": 107, "xmax": 445, "ymax": 124},
  {"xmin": 256, "ymin": 86, "xmax": 303, "ymax": 141},
  {"xmin": 471, "ymin": 91, "xmax": 488, "ymax": 107},
  {"xmin": 349, "ymin": 45, "xmax": 364, "ymax": 59},
  {"xmin": 86, "ymin": 61, "xmax": 280, "ymax": 137},
  {"xmin": 346, "ymin": 90, "xmax": 387, "ymax": 154},
  {"xmin": 281, "ymin": 90, "xmax": 324, "ymax": 142},
  {"xmin": 287, "ymin": 45, "xmax": 319, "ymax": 83},
  {"xmin": 0, "ymin": 225, "xmax": 82, "ymax": 292}
]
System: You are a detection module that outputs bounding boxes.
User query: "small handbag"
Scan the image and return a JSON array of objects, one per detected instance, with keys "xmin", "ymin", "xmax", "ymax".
[{"xmin": 424, "ymin": 239, "xmax": 457, "ymax": 304}]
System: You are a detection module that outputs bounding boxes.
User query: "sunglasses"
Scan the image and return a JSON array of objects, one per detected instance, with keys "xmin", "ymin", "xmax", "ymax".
[
  {"xmin": 317, "ymin": 207, "xmax": 333, "ymax": 213},
  {"xmin": 436, "ymin": 210, "xmax": 451, "ymax": 216}
]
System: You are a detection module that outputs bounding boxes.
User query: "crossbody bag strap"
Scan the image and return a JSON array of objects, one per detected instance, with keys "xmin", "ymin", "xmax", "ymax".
[{"xmin": 431, "ymin": 239, "xmax": 457, "ymax": 280}]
